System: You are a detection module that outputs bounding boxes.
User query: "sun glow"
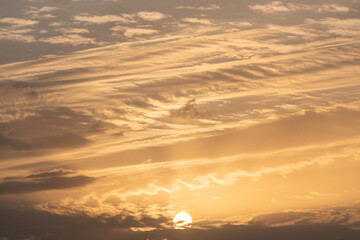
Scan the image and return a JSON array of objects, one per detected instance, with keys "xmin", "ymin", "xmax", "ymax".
[{"xmin": 173, "ymin": 212, "xmax": 192, "ymax": 229}]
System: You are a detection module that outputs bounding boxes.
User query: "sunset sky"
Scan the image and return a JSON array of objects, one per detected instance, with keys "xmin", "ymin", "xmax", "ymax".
[{"xmin": 1, "ymin": 0, "xmax": 360, "ymax": 239}]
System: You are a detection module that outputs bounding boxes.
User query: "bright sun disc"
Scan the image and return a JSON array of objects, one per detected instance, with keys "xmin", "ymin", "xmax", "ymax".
[{"xmin": 173, "ymin": 212, "xmax": 192, "ymax": 229}]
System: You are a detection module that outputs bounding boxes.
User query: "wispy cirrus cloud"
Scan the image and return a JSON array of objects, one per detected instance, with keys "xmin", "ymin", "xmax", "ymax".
[
  {"xmin": 175, "ymin": 4, "xmax": 220, "ymax": 11},
  {"xmin": 55, "ymin": 27, "xmax": 89, "ymax": 34},
  {"xmin": 74, "ymin": 13, "xmax": 135, "ymax": 24},
  {"xmin": 40, "ymin": 34, "xmax": 99, "ymax": 46},
  {"xmin": 182, "ymin": 17, "xmax": 212, "ymax": 25},
  {"xmin": 73, "ymin": 0, "xmax": 120, "ymax": 2},
  {"xmin": 111, "ymin": 26, "xmax": 159, "ymax": 38},
  {"xmin": 1, "ymin": 1, "xmax": 360, "ymax": 237},
  {"xmin": 308, "ymin": 17, "xmax": 360, "ymax": 36},
  {"xmin": 249, "ymin": 1, "xmax": 352, "ymax": 14}
]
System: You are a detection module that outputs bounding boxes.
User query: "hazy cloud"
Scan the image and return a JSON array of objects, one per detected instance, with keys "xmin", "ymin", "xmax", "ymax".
[
  {"xmin": 249, "ymin": 1, "xmax": 351, "ymax": 14},
  {"xmin": 310, "ymin": 17, "xmax": 360, "ymax": 36},
  {"xmin": 250, "ymin": 1, "xmax": 291, "ymax": 13},
  {"xmin": 0, "ymin": 18, "xmax": 38, "ymax": 42},
  {"xmin": 137, "ymin": 11, "xmax": 169, "ymax": 21},
  {"xmin": 0, "ymin": 207, "xmax": 359, "ymax": 239},
  {"xmin": 1, "ymin": 1, "xmax": 360, "ymax": 238},
  {"xmin": 249, "ymin": 206, "xmax": 360, "ymax": 228},
  {"xmin": 182, "ymin": 18, "xmax": 212, "ymax": 25},
  {"xmin": 176, "ymin": 4, "xmax": 220, "ymax": 11},
  {"xmin": 0, "ymin": 169, "xmax": 95, "ymax": 195},
  {"xmin": 40, "ymin": 34, "xmax": 98, "ymax": 46},
  {"xmin": 0, "ymin": 207, "xmax": 169, "ymax": 239},
  {"xmin": 0, "ymin": 107, "xmax": 110, "ymax": 158},
  {"xmin": 168, "ymin": 99, "xmax": 209, "ymax": 123},
  {"xmin": 74, "ymin": 14, "xmax": 135, "ymax": 24},
  {"xmin": 111, "ymin": 26, "xmax": 158, "ymax": 37},
  {"xmin": 0, "ymin": 18, "xmax": 38, "ymax": 28},
  {"xmin": 23, "ymin": 6, "xmax": 59, "ymax": 19},
  {"xmin": 0, "ymin": 28, "xmax": 36, "ymax": 42},
  {"xmin": 55, "ymin": 27, "xmax": 89, "ymax": 34}
]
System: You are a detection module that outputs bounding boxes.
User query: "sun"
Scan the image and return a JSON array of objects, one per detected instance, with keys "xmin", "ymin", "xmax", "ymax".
[{"xmin": 173, "ymin": 212, "xmax": 192, "ymax": 229}]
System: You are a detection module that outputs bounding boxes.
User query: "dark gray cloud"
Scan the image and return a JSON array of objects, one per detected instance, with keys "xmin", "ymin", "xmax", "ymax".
[
  {"xmin": 0, "ymin": 133, "xmax": 30, "ymax": 150},
  {"xmin": 26, "ymin": 168, "xmax": 73, "ymax": 179},
  {"xmin": 248, "ymin": 206, "xmax": 360, "ymax": 230},
  {"xmin": 0, "ymin": 207, "xmax": 359, "ymax": 240},
  {"xmin": 167, "ymin": 99, "xmax": 210, "ymax": 124},
  {"xmin": 0, "ymin": 107, "xmax": 105, "ymax": 137},
  {"xmin": 0, "ymin": 107, "xmax": 112, "ymax": 159},
  {"xmin": 0, "ymin": 169, "xmax": 95, "ymax": 195},
  {"xmin": 170, "ymin": 99, "xmax": 203, "ymax": 119},
  {"xmin": 0, "ymin": 207, "xmax": 168, "ymax": 240}
]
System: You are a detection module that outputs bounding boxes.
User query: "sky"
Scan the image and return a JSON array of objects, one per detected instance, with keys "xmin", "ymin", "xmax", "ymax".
[{"xmin": 1, "ymin": 0, "xmax": 360, "ymax": 239}]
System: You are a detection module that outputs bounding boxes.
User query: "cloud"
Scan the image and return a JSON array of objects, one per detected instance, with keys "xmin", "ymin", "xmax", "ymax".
[
  {"xmin": 40, "ymin": 34, "xmax": 98, "ymax": 46},
  {"xmin": 0, "ymin": 169, "xmax": 95, "ymax": 195},
  {"xmin": 249, "ymin": 1, "xmax": 290, "ymax": 13},
  {"xmin": 123, "ymin": 28, "xmax": 158, "ymax": 38},
  {"xmin": 228, "ymin": 21, "xmax": 253, "ymax": 27},
  {"xmin": 0, "ymin": 18, "xmax": 38, "ymax": 28},
  {"xmin": 168, "ymin": 99, "xmax": 209, "ymax": 123},
  {"xmin": 0, "ymin": 207, "xmax": 168, "ymax": 239},
  {"xmin": 311, "ymin": 17, "xmax": 360, "ymax": 37},
  {"xmin": 0, "ymin": 28, "xmax": 36, "ymax": 42},
  {"xmin": 0, "ymin": 132, "xmax": 89, "ymax": 151},
  {"xmin": 136, "ymin": 11, "xmax": 169, "ymax": 21},
  {"xmin": 316, "ymin": 4, "xmax": 352, "ymax": 13},
  {"xmin": 55, "ymin": 27, "xmax": 89, "ymax": 34},
  {"xmin": 0, "ymin": 206, "xmax": 360, "ymax": 239},
  {"xmin": 26, "ymin": 168, "xmax": 74, "ymax": 179},
  {"xmin": 182, "ymin": 18, "xmax": 212, "ymax": 25},
  {"xmin": 249, "ymin": 1, "xmax": 351, "ymax": 14},
  {"xmin": 0, "ymin": 133, "xmax": 29, "ymax": 151},
  {"xmin": 170, "ymin": 99, "xmax": 201, "ymax": 119},
  {"xmin": 72, "ymin": 0, "xmax": 120, "ymax": 1},
  {"xmin": 248, "ymin": 206, "xmax": 360, "ymax": 228},
  {"xmin": 293, "ymin": 191, "xmax": 339, "ymax": 200},
  {"xmin": 111, "ymin": 26, "xmax": 159, "ymax": 38},
  {"xmin": 0, "ymin": 18, "xmax": 38, "ymax": 42},
  {"xmin": 175, "ymin": 4, "xmax": 220, "ymax": 11},
  {"xmin": 76, "ymin": 108, "xmax": 360, "ymax": 170},
  {"xmin": 23, "ymin": 6, "xmax": 59, "ymax": 19},
  {"xmin": 74, "ymin": 14, "xmax": 135, "ymax": 24},
  {"xmin": 0, "ymin": 107, "xmax": 110, "ymax": 158},
  {"xmin": 114, "ymin": 151, "xmax": 337, "ymax": 200},
  {"xmin": 0, "ymin": 1, "xmax": 359, "ymax": 239},
  {"xmin": 49, "ymin": 21, "xmax": 64, "ymax": 26}
]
